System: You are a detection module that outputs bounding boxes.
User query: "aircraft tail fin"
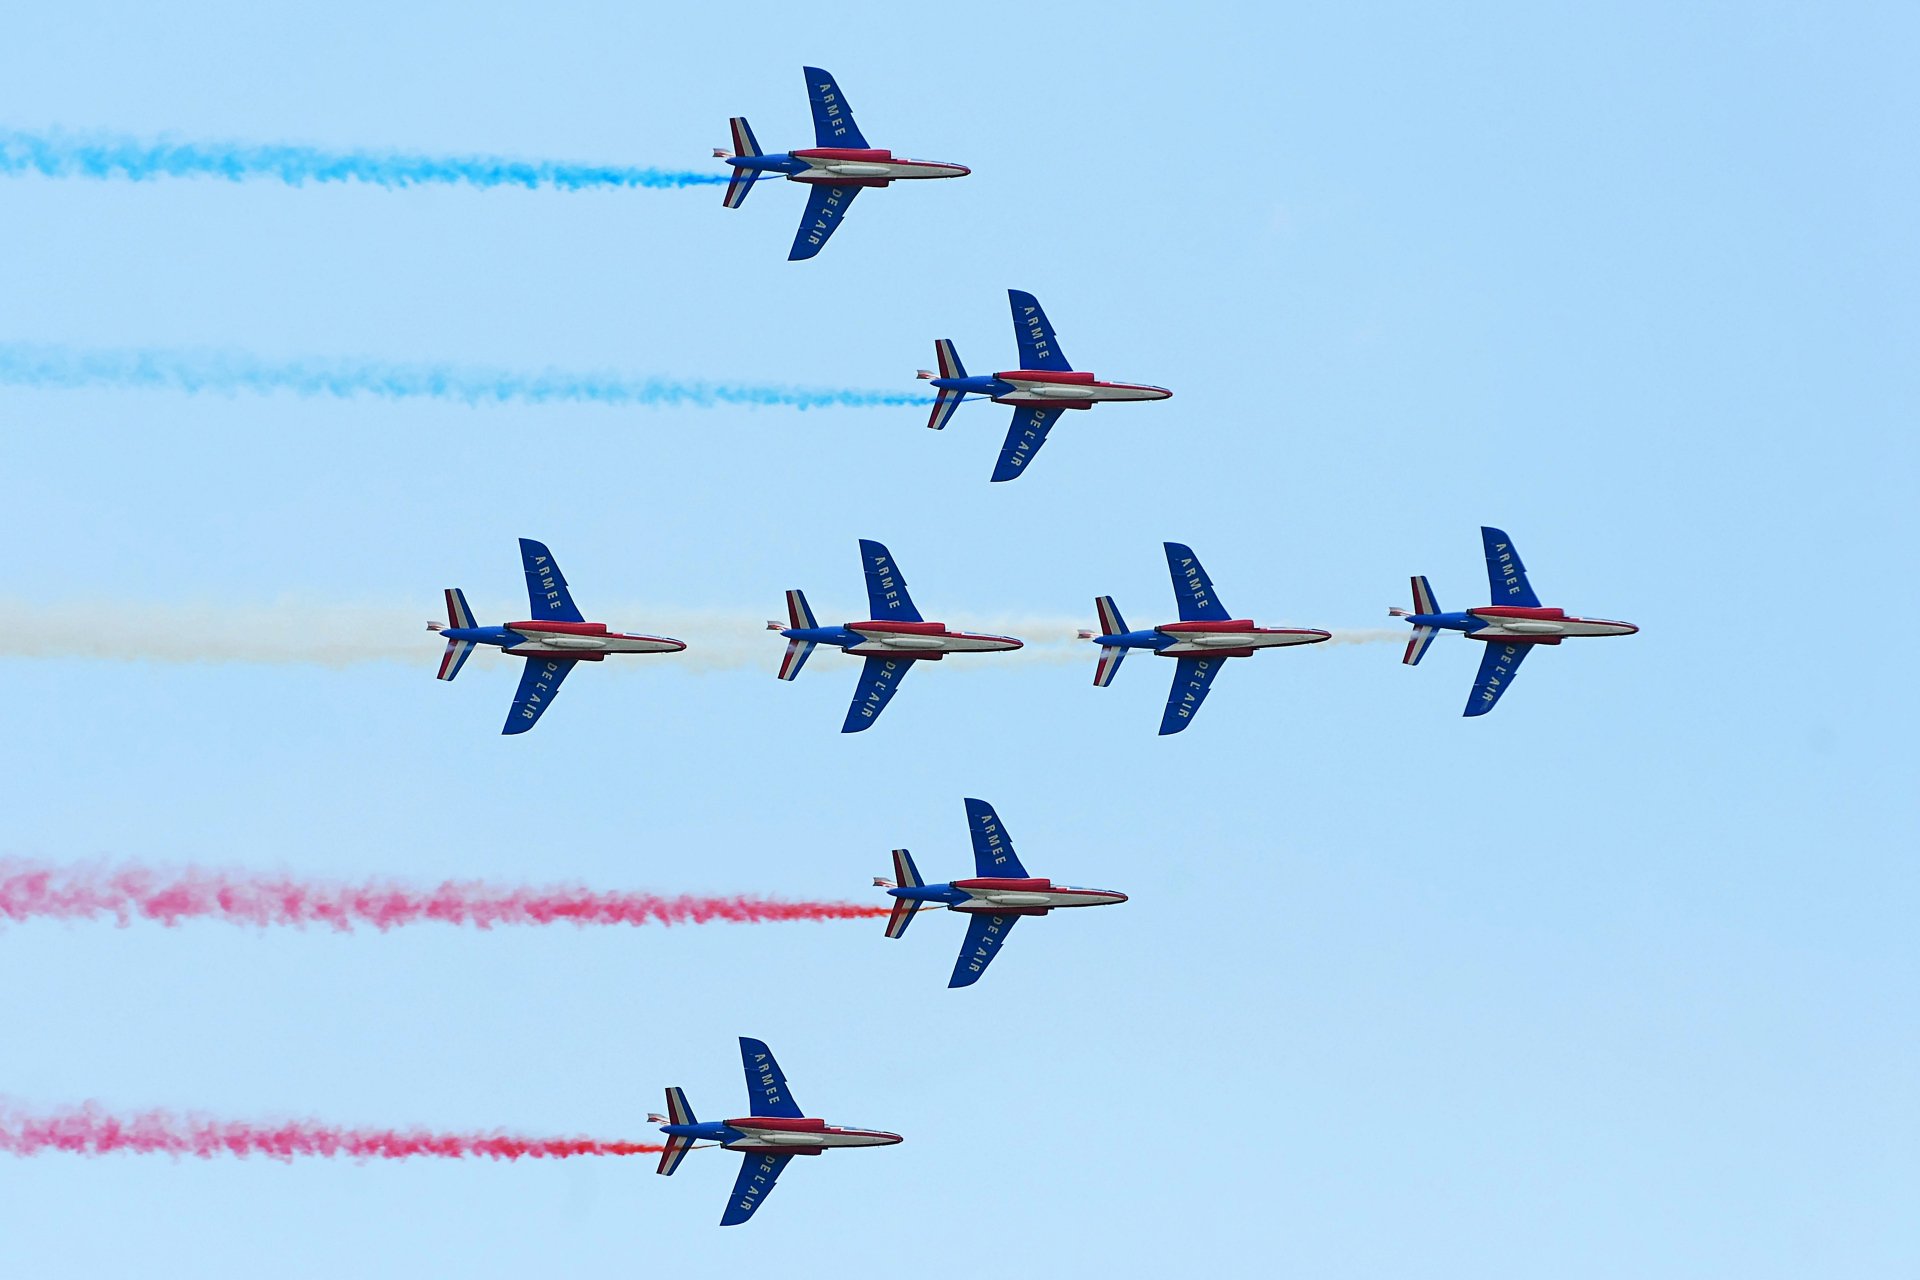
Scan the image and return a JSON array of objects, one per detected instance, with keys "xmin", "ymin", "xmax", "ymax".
[
  {"xmin": 1090, "ymin": 596, "xmax": 1129, "ymax": 687},
  {"xmin": 1397, "ymin": 576, "xmax": 1441, "ymax": 666},
  {"xmin": 719, "ymin": 118, "xmax": 763, "ymax": 209},
  {"xmin": 433, "ymin": 589, "xmax": 477, "ymax": 680},
  {"xmin": 655, "ymin": 1087, "xmax": 697, "ymax": 1176},
  {"xmin": 919, "ymin": 340, "xmax": 969, "ymax": 431},
  {"xmin": 883, "ymin": 849, "xmax": 922, "ymax": 939},
  {"xmin": 772, "ymin": 590, "xmax": 819, "ymax": 680}
]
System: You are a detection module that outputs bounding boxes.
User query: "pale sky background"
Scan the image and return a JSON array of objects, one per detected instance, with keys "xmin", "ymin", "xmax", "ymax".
[{"xmin": 1, "ymin": 2, "xmax": 1915, "ymax": 1275}]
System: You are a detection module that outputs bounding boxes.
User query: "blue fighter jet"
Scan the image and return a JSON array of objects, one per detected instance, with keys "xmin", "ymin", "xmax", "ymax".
[
  {"xmin": 652, "ymin": 1037, "xmax": 901, "ymax": 1227},
  {"xmin": 715, "ymin": 67, "xmax": 970, "ymax": 260},
  {"xmin": 1082, "ymin": 542, "xmax": 1330, "ymax": 735},
  {"xmin": 768, "ymin": 539, "xmax": 1022, "ymax": 733},
  {"xmin": 1393, "ymin": 526, "xmax": 1638, "ymax": 716},
  {"xmin": 918, "ymin": 289, "xmax": 1172, "ymax": 481},
  {"xmin": 428, "ymin": 538, "xmax": 685, "ymax": 735},
  {"xmin": 876, "ymin": 798, "xmax": 1128, "ymax": 988}
]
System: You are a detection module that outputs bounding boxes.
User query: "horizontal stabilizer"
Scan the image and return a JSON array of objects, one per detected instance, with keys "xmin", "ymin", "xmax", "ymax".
[
  {"xmin": 927, "ymin": 386, "xmax": 967, "ymax": 432},
  {"xmin": 1402, "ymin": 626, "xmax": 1439, "ymax": 667},
  {"xmin": 1093, "ymin": 644, "xmax": 1126, "ymax": 687},
  {"xmin": 656, "ymin": 1133, "xmax": 694, "ymax": 1177},
  {"xmin": 785, "ymin": 589, "xmax": 819, "ymax": 630},
  {"xmin": 777, "ymin": 639, "xmax": 815, "ymax": 681},
  {"xmin": 1094, "ymin": 595, "xmax": 1127, "ymax": 638},
  {"xmin": 444, "ymin": 588, "xmax": 476, "ymax": 630},
  {"xmin": 884, "ymin": 896, "xmax": 917, "ymax": 939},
  {"xmin": 436, "ymin": 638, "xmax": 476, "ymax": 682}
]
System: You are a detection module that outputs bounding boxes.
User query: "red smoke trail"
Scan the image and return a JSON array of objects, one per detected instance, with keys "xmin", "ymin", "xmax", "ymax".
[
  {"xmin": 0, "ymin": 1101, "xmax": 661, "ymax": 1161},
  {"xmin": 0, "ymin": 860, "xmax": 891, "ymax": 931}
]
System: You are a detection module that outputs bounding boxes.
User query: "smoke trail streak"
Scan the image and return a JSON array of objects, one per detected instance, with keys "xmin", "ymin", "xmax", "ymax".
[
  {"xmin": 0, "ymin": 600, "xmax": 1101, "ymax": 670},
  {"xmin": 0, "ymin": 861, "xmax": 891, "ymax": 931},
  {"xmin": 0, "ymin": 128, "xmax": 724, "ymax": 191},
  {"xmin": 0, "ymin": 1100, "xmax": 660, "ymax": 1161},
  {"xmin": 0, "ymin": 343, "xmax": 926, "ymax": 410}
]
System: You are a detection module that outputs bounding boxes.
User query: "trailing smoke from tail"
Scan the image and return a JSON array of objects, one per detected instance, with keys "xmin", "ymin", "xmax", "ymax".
[
  {"xmin": 0, "ymin": 343, "xmax": 927, "ymax": 410},
  {"xmin": 0, "ymin": 128, "xmax": 724, "ymax": 191},
  {"xmin": 0, "ymin": 1100, "xmax": 661, "ymax": 1161},
  {"xmin": 0, "ymin": 861, "xmax": 891, "ymax": 932}
]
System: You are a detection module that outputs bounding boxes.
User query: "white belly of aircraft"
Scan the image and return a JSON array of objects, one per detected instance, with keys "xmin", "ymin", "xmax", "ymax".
[
  {"xmin": 965, "ymin": 888, "xmax": 1127, "ymax": 909},
  {"xmin": 726, "ymin": 1127, "xmax": 894, "ymax": 1150},
  {"xmin": 1471, "ymin": 618, "xmax": 1633, "ymax": 639},
  {"xmin": 507, "ymin": 635, "xmax": 682, "ymax": 655},
  {"xmin": 847, "ymin": 634, "xmax": 1014, "ymax": 655},
  {"xmin": 803, "ymin": 159, "xmax": 967, "ymax": 181},
  {"xmin": 1158, "ymin": 630, "xmax": 1327, "ymax": 655}
]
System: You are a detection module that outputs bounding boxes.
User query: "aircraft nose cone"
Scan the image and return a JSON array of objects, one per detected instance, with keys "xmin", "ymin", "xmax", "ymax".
[{"xmin": 875, "ymin": 1130, "xmax": 904, "ymax": 1145}]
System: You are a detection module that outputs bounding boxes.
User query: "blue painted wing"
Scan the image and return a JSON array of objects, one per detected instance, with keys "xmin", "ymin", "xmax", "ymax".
[
  {"xmin": 720, "ymin": 1152, "xmax": 794, "ymax": 1227},
  {"xmin": 858, "ymin": 539, "xmax": 921, "ymax": 621},
  {"xmin": 518, "ymin": 538, "xmax": 584, "ymax": 623},
  {"xmin": 841, "ymin": 655, "xmax": 913, "ymax": 733},
  {"xmin": 739, "ymin": 1036, "xmax": 804, "ymax": 1118},
  {"xmin": 1163, "ymin": 542, "xmax": 1232, "ymax": 622},
  {"xmin": 788, "ymin": 183, "xmax": 861, "ymax": 261},
  {"xmin": 1159, "ymin": 655, "xmax": 1227, "ymax": 735},
  {"xmin": 1464, "ymin": 640, "xmax": 1531, "ymax": 717},
  {"xmin": 503, "ymin": 656, "xmax": 575, "ymax": 735},
  {"xmin": 802, "ymin": 67, "xmax": 868, "ymax": 148},
  {"xmin": 1007, "ymin": 290, "xmax": 1071, "ymax": 371},
  {"xmin": 1481, "ymin": 527, "xmax": 1541, "ymax": 607},
  {"xmin": 949, "ymin": 912, "xmax": 1019, "ymax": 988},
  {"xmin": 990, "ymin": 407, "xmax": 1065, "ymax": 483},
  {"xmin": 964, "ymin": 798, "xmax": 1029, "ymax": 878}
]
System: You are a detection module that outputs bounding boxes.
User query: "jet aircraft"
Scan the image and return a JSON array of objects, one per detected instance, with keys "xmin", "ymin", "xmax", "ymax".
[
  {"xmin": 919, "ymin": 289, "xmax": 1171, "ymax": 481},
  {"xmin": 428, "ymin": 538, "xmax": 684, "ymax": 734},
  {"xmin": 715, "ymin": 66, "xmax": 969, "ymax": 260},
  {"xmin": 876, "ymin": 798, "xmax": 1127, "ymax": 988},
  {"xmin": 652, "ymin": 1037, "xmax": 900, "ymax": 1227},
  {"xmin": 768, "ymin": 539, "xmax": 1022, "ymax": 733},
  {"xmin": 1393, "ymin": 526, "xmax": 1638, "ymax": 716},
  {"xmin": 1082, "ymin": 542, "xmax": 1330, "ymax": 735}
]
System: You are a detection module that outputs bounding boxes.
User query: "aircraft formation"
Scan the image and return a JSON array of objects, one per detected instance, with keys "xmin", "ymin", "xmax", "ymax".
[{"xmin": 17, "ymin": 63, "xmax": 1638, "ymax": 1232}]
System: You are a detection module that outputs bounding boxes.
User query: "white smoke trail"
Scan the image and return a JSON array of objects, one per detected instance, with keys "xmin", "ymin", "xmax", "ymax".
[{"xmin": 0, "ymin": 600, "xmax": 1399, "ymax": 673}]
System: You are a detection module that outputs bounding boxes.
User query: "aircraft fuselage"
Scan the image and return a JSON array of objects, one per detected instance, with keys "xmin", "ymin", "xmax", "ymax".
[
  {"xmin": 1092, "ymin": 618, "xmax": 1331, "ymax": 658},
  {"xmin": 777, "ymin": 620, "xmax": 1022, "ymax": 658},
  {"xmin": 889, "ymin": 877, "xmax": 1129, "ymax": 915},
  {"xmin": 658, "ymin": 1116, "xmax": 902, "ymax": 1154},
  {"xmin": 927, "ymin": 368, "xmax": 1171, "ymax": 410},
  {"xmin": 439, "ymin": 621, "xmax": 687, "ymax": 658},
  {"xmin": 727, "ymin": 147, "xmax": 970, "ymax": 185},
  {"xmin": 1403, "ymin": 606, "xmax": 1638, "ymax": 643}
]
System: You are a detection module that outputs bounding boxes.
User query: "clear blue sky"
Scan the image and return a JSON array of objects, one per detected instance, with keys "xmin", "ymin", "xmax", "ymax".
[{"xmin": 1, "ymin": 2, "xmax": 1915, "ymax": 1275}]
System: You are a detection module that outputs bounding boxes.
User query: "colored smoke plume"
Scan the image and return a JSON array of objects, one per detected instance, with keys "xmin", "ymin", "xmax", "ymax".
[
  {"xmin": 0, "ymin": 128, "xmax": 724, "ymax": 191},
  {"xmin": 0, "ymin": 861, "xmax": 891, "ymax": 932},
  {"xmin": 0, "ymin": 343, "xmax": 927, "ymax": 410},
  {"xmin": 0, "ymin": 1100, "xmax": 661, "ymax": 1161}
]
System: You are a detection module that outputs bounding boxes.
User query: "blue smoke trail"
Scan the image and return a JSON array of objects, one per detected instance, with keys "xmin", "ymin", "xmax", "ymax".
[
  {"xmin": 0, "ymin": 344, "xmax": 929, "ymax": 410},
  {"xmin": 0, "ymin": 129, "xmax": 726, "ymax": 191}
]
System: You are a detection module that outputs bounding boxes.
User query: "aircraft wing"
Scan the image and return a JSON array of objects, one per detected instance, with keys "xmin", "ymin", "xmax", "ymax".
[
  {"xmin": 1007, "ymin": 290, "xmax": 1072, "ymax": 371},
  {"xmin": 949, "ymin": 912, "xmax": 1018, "ymax": 988},
  {"xmin": 858, "ymin": 539, "xmax": 922, "ymax": 621},
  {"xmin": 739, "ymin": 1036, "xmax": 804, "ymax": 1118},
  {"xmin": 803, "ymin": 66, "xmax": 869, "ymax": 148},
  {"xmin": 1159, "ymin": 655, "xmax": 1227, "ymax": 735},
  {"xmin": 841, "ymin": 656, "xmax": 913, "ymax": 733},
  {"xmin": 502, "ymin": 657, "xmax": 575, "ymax": 735},
  {"xmin": 1464, "ymin": 640, "xmax": 1530, "ymax": 717},
  {"xmin": 963, "ymin": 797, "xmax": 1029, "ymax": 878},
  {"xmin": 788, "ymin": 184, "xmax": 861, "ymax": 261},
  {"xmin": 1163, "ymin": 542, "xmax": 1232, "ymax": 622},
  {"xmin": 990, "ymin": 406, "xmax": 1065, "ymax": 483},
  {"xmin": 1481, "ymin": 526, "xmax": 1541, "ymax": 607},
  {"xmin": 720, "ymin": 1152, "xmax": 794, "ymax": 1227},
  {"xmin": 519, "ymin": 538, "xmax": 584, "ymax": 623}
]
